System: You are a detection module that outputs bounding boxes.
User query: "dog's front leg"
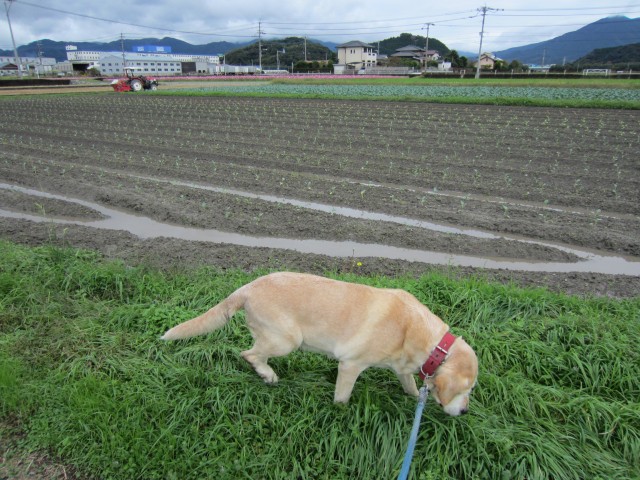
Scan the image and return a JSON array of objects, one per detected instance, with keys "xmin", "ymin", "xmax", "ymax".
[
  {"xmin": 396, "ymin": 373, "xmax": 419, "ymax": 397},
  {"xmin": 334, "ymin": 361, "xmax": 366, "ymax": 403}
]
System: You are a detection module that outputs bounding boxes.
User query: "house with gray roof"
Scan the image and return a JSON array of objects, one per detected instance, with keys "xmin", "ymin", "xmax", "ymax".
[{"xmin": 390, "ymin": 45, "xmax": 440, "ymax": 66}]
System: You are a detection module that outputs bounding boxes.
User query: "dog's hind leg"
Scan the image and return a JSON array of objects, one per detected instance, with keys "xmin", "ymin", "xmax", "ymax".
[
  {"xmin": 241, "ymin": 334, "xmax": 299, "ymax": 385},
  {"xmin": 241, "ymin": 347, "xmax": 279, "ymax": 384}
]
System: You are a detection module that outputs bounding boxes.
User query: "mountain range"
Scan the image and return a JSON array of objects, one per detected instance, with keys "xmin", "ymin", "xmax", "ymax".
[
  {"xmin": 0, "ymin": 37, "xmax": 340, "ymax": 63},
  {"xmin": 0, "ymin": 37, "xmax": 253, "ymax": 63},
  {"xmin": 495, "ymin": 16, "xmax": 640, "ymax": 65},
  {"xmin": 1, "ymin": 16, "xmax": 639, "ymax": 66}
]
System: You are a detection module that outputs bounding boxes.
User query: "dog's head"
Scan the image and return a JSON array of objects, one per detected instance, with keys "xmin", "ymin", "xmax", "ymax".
[{"xmin": 424, "ymin": 338, "xmax": 478, "ymax": 416}]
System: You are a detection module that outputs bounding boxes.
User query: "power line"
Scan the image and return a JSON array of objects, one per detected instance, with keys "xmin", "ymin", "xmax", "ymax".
[
  {"xmin": 497, "ymin": 12, "xmax": 640, "ymax": 17},
  {"xmin": 7, "ymin": 1, "xmax": 640, "ymax": 55},
  {"xmin": 264, "ymin": 10, "xmax": 476, "ymax": 26},
  {"xmin": 15, "ymin": 0, "xmax": 258, "ymax": 38},
  {"xmin": 507, "ymin": 4, "xmax": 640, "ymax": 11}
]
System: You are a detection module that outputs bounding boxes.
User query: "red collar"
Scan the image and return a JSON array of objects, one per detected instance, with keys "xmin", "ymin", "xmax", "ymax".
[{"xmin": 419, "ymin": 332, "xmax": 457, "ymax": 380}]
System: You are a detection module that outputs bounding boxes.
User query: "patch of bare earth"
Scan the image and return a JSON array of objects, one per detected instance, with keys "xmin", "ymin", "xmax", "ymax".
[{"xmin": 1, "ymin": 422, "xmax": 87, "ymax": 480}]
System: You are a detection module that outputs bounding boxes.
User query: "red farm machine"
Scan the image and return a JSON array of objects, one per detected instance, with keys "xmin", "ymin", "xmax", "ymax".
[{"xmin": 111, "ymin": 68, "xmax": 159, "ymax": 92}]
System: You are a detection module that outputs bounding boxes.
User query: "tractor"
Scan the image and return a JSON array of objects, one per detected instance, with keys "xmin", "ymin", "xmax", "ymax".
[{"xmin": 111, "ymin": 68, "xmax": 159, "ymax": 92}]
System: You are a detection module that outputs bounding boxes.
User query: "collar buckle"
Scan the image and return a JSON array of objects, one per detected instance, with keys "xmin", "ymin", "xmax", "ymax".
[{"xmin": 436, "ymin": 345, "xmax": 449, "ymax": 354}]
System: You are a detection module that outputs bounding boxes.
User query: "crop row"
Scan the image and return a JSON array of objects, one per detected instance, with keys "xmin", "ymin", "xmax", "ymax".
[
  {"xmin": 167, "ymin": 83, "xmax": 640, "ymax": 103},
  {"xmin": 3, "ymin": 120, "xmax": 636, "ymax": 212},
  {"xmin": 1, "ymin": 96, "xmax": 635, "ymax": 159},
  {"xmin": 1, "ymin": 96, "xmax": 637, "ymax": 202}
]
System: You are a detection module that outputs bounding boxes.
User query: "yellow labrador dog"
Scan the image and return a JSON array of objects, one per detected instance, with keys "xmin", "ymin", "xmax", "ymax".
[{"xmin": 162, "ymin": 272, "xmax": 478, "ymax": 416}]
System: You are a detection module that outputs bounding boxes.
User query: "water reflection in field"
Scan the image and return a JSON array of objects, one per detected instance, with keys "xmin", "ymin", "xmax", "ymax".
[{"xmin": 1, "ymin": 182, "xmax": 639, "ymax": 276}]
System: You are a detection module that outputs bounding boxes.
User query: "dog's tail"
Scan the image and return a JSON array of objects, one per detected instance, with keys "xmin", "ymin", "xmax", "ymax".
[{"xmin": 160, "ymin": 287, "xmax": 246, "ymax": 341}]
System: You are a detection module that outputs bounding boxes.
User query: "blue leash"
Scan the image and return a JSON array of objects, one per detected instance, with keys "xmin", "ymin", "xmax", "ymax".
[{"xmin": 398, "ymin": 385, "xmax": 429, "ymax": 480}]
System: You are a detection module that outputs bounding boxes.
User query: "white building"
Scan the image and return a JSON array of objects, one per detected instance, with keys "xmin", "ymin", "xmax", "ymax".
[
  {"xmin": 98, "ymin": 54, "xmax": 185, "ymax": 75},
  {"xmin": 0, "ymin": 55, "xmax": 57, "ymax": 76},
  {"xmin": 334, "ymin": 41, "xmax": 377, "ymax": 73},
  {"xmin": 66, "ymin": 45, "xmax": 220, "ymax": 76}
]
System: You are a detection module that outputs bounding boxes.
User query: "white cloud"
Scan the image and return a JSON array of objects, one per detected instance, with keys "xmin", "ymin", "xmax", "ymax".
[{"xmin": 2, "ymin": 0, "xmax": 638, "ymax": 53}]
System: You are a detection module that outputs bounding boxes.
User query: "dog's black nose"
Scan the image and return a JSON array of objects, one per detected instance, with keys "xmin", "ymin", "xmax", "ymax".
[{"xmin": 460, "ymin": 408, "xmax": 469, "ymax": 415}]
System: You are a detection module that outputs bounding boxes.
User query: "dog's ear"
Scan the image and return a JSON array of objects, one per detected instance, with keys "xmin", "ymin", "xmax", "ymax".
[{"xmin": 433, "ymin": 372, "xmax": 457, "ymax": 406}]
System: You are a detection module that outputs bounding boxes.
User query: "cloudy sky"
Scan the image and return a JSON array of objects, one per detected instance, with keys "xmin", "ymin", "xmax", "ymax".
[{"xmin": 3, "ymin": 0, "xmax": 639, "ymax": 53}]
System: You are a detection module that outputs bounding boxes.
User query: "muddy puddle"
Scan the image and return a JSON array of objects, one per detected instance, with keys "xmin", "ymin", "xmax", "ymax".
[{"xmin": 2, "ymin": 182, "xmax": 638, "ymax": 276}]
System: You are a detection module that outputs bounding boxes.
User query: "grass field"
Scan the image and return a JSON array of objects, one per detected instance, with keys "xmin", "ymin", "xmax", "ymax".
[
  {"xmin": 165, "ymin": 75, "xmax": 640, "ymax": 89},
  {"xmin": 156, "ymin": 76, "xmax": 640, "ymax": 109},
  {"xmin": 1, "ymin": 240, "xmax": 639, "ymax": 479}
]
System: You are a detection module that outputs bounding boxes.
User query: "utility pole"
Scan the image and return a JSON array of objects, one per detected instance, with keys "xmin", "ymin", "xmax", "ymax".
[
  {"xmin": 36, "ymin": 40, "xmax": 43, "ymax": 78},
  {"xmin": 423, "ymin": 23, "xmax": 434, "ymax": 70},
  {"xmin": 120, "ymin": 33, "xmax": 127, "ymax": 74},
  {"xmin": 475, "ymin": 6, "xmax": 502, "ymax": 79},
  {"xmin": 276, "ymin": 48, "xmax": 285, "ymax": 70},
  {"xmin": 258, "ymin": 21, "xmax": 265, "ymax": 72},
  {"xmin": 4, "ymin": 0, "xmax": 23, "ymax": 77}
]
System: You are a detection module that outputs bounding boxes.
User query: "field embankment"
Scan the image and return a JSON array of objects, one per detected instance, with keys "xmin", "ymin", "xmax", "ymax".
[{"xmin": 1, "ymin": 242, "xmax": 639, "ymax": 479}]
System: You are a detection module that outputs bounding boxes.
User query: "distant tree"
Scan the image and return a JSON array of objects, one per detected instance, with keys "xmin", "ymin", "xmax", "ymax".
[
  {"xmin": 458, "ymin": 56, "xmax": 469, "ymax": 68},
  {"xmin": 547, "ymin": 43, "xmax": 640, "ymax": 72},
  {"xmin": 494, "ymin": 59, "xmax": 508, "ymax": 71},
  {"xmin": 225, "ymin": 37, "xmax": 336, "ymax": 67},
  {"xmin": 294, "ymin": 60, "xmax": 309, "ymax": 72},
  {"xmin": 376, "ymin": 33, "xmax": 450, "ymax": 57},
  {"xmin": 507, "ymin": 60, "xmax": 524, "ymax": 72},
  {"xmin": 447, "ymin": 49, "xmax": 461, "ymax": 67},
  {"xmin": 293, "ymin": 60, "xmax": 333, "ymax": 73},
  {"xmin": 549, "ymin": 64, "xmax": 575, "ymax": 72},
  {"xmin": 388, "ymin": 56, "xmax": 419, "ymax": 68}
]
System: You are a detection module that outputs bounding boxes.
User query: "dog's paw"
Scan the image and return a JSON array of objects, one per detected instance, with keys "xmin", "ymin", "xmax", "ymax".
[
  {"xmin": 262, "ymin": 372, "xmax": 279, "ymax": 384},
  {"xmin": 405, "ymin": 388, "xmax": 420, "ymax": 398}
]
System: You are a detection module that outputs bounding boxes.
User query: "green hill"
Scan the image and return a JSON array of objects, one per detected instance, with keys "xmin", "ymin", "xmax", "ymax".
[
  {"xmin": 224, "ymin": 37, "xmax": 337, "ymax": 68},
  {"xmin": 376, "ymin": 33, "xmax": 449, "ymax": 56},
  {"xmin": 550, "ymin": 42, "xmax": 640, "ymax": 71},
  {"xmin": 576, "ymin": 43, "xmax": 640, "ymax": 66}
]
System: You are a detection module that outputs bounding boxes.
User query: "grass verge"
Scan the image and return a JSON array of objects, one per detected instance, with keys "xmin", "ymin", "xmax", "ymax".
[
  {"xmin": 271, "ymin": 76, "xmax": 640, "ymax": 89},
  {"xmin": 1, "ymin": 240, "xmax": 638, "ymax": 479}
]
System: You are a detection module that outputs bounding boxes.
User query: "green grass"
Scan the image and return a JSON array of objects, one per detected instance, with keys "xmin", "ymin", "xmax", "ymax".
[
  {"xmin": 270, "ymin": 76, "xmax": 640, "ymax": 89},
  {"xmin": 1, "ymin": 240, "xmax": 639, "ymax": 479},
  {"xmin": 155, "ymin": 78, "xmax": 640, "ymax": 109}
]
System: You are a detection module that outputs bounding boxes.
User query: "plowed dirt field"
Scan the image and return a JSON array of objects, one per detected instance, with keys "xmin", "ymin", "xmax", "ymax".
[{"xmin": 1, "ymin": 94, "xmax": 639, "ymax": 297}]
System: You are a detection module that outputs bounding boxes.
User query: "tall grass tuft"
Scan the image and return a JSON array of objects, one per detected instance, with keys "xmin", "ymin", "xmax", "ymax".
[{"xmin": 1, "ymin": 240, "xmax": 638, "ymax": 479}]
